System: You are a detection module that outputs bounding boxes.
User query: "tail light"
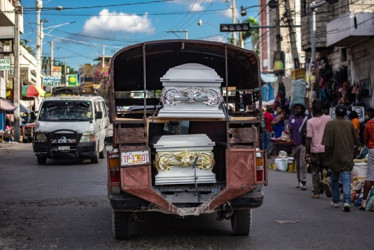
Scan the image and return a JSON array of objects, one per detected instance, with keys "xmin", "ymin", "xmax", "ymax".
[
  {"xmin": 110, "ymin": 169, "xmax": 120, "ymax": 182},
  {"xmin": 256, "ymin": 151, "xmax": 265, "ymax": 182},
  {"xmin": 108, "ymin": 149, "xmax": 120, "ymax": 194}
]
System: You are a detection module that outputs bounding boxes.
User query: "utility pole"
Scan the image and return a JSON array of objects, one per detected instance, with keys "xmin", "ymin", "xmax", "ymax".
[
  {"xmin": 275, "ymin": 0, "xmax": 282, "ymax": 84},
  {"xmin": 284, "ymin": 0, "xmax": 299, "ymax": 68},
  {"xmin": 36, "ymin": 0, "xmax": 42, "ymax": 87},
  {"xmin": 231, "ymin": 0, "xmax": 237, "ymax": 46},
  {"xmin": 308, "ymin": 1, "xmax": 327, "ymax": 103},
  {"xmin": 50, "ymin": 41, "xmax": 53, "ymax": 75},
  {"xmin": 238, "ymin": 20, "xmax": 244, "ymax": 48},
  {"xmin": 102, "ymin": 44, "xmax": 105, "ymax": 67},
  {"xmin": 64, "ymin": 58, "xmax": 67, "ymax": 86},
  {"xmin": 14, "ymin": 0, "xmax": 21, "ymax": 142}
]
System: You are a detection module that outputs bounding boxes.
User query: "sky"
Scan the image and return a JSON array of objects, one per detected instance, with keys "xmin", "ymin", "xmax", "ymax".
[{"xmin": 21, "ymin": 0, "xmax": 260, "ymax": 72}]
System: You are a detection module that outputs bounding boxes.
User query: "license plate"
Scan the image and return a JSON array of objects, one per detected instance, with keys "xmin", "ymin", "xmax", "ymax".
[
  {"xmin": 121, "ymin": 150, "xmax": 149, "ymax": 166},
  {"xmin": 58, "ymin": 146, "xmax": 70, "ymax": 151}
]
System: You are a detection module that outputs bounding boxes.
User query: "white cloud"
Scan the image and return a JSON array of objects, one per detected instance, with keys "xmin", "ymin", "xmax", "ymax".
[
  {"xmin": 174, "ymin": 0, "xmax": 214, "ymax": 11},
  {"xmin": 221, "ymin": 7, "xmax": 239, "ymax": 18},
  {"xmin": 204, "ymin": 35, "xmax": 227, "ymax": 43},
  {"xmin": 189, "ymin": 2, "xmax": 204, "ymax": 11},
  {"xmin": 82, "ymin": 9, "xmax": 154, "ymax": 37}
]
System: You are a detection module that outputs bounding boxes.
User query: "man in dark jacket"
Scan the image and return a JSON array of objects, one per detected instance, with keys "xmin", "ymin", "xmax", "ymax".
[{"xmin": 322, "ymin": 104, "xmax": 359, "ymax": 212}]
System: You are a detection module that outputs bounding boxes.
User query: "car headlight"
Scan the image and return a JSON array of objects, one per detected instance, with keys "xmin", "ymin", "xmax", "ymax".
[
  {"xmin": 80, "ymin": 132, "xmax": 95, "ymax": 143},
  {"xmin": 36, "ymin": 133, "xmax": 47, "ymax": 142}
]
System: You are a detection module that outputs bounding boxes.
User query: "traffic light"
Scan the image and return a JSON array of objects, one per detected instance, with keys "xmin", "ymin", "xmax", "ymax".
[
  {"xmin": 220, "ymin": 23, "xmax": 250, "ymax": 32},
  {"xmin": 67, "ymin": 75, "xmax": 78, "ymax": 86}
]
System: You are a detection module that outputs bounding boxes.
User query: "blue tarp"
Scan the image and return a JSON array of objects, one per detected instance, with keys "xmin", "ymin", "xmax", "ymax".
[
  {"xmin": 262, "ymin": 82, "xmax": 275, "ymax": 102},
  {"xmin": 261, "ymin": 73, "xmax": 277, "ymax": 83},
  {"xmin": 0, "ymin": 113, "xmax": 4, "ymax": 131}
]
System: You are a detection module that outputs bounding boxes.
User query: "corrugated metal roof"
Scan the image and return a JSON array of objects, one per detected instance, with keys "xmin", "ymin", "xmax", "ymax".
[{"xmin": 261, "ymin": 73, "xmax": 277, "ymax": 83}]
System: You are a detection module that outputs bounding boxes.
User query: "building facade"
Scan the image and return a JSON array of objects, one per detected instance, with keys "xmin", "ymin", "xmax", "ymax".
[
  {"xmin": 0, "ymin": 0, "xmax": 24, "ymax": 98},
  {"xmin": 301, "ymin": 0, "xmax": 374, "ymax": 107}
]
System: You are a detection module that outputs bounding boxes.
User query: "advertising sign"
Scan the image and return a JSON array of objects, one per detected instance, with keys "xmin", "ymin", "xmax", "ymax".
[
  {"xmin": 67, "ymin": 75, "xmax": 78, "ymax": 86},
  {"xmin": 51, "ymin": 66, "xmax": 62, "ymax": 77},
  {"xmin": 352, "ymin": 106, "xmax": 365, "ymax": 123},
  {"xmin": 0, "ymin": 27, "xmax": 14, "ymax": 39},
  {"xmin": 43, "ymin": 76, "xmax": 61, "ymax": 86},
  {"xmin": 0, "ymin": 59, "xmax": 11, "ymax": 70}
]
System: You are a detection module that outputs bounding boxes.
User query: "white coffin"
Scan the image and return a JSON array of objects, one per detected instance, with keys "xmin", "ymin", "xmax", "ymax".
[
  {"xmin": 153, "ymin": 134, "xmax": 215, "ymax": 152},
  {"xmin": 158, "ymin": 63, "xmax": 225, "ymax": 118},
  {"xmin": 153, "ymin": 134, "xmax": 216, "ymax": 185}
]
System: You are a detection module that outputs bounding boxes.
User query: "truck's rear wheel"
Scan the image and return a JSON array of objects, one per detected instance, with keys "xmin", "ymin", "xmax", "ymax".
[
  {"xmin": 37, "ymin": 157, "xmax": 47, "ymax": 165},
  {"xmin": 112, "ymin": 211, "xmax": 131, "ymax": 240},
  {"xmin": 231, "ymin": 209, "xmax": 251, "ymax": 236}
]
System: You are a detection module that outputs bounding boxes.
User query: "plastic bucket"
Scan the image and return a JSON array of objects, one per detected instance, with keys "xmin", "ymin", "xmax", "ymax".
[{"xmin": 275, "ymin": 158, "xmax": 288, "ymax": 171}]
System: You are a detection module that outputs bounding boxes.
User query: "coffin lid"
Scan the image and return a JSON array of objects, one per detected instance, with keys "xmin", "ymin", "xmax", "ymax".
[
  {"xmin": 153, "ymin": 134, "xmax": 215, "ymax": 150},
  {"xmin": 160, "ymin": 63, "xmax": 222, "ymax": 83}
]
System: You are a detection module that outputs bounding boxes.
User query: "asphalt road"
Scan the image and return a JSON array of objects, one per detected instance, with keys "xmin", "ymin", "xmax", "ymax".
[{"xmin": 1, "ymin": 143, "xmax": 374, "ymax": 249}]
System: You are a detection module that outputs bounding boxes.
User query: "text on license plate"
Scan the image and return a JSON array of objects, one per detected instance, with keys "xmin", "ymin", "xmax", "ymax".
[
  {"xmin": 58, "ymin": 146, "xmax": 70, "ymax": 151},
  {"xmin": 121, "ymin": 151, "xmax": 149, "ymax": 166}
]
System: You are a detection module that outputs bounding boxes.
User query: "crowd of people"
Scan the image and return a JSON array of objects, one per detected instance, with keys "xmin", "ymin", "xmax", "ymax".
[{"xmin": 261, "ymin": 98, "xmax": 374, "ymax": 212}]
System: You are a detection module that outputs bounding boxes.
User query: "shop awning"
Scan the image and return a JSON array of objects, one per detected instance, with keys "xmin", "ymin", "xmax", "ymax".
[
  {"xmin": 20, "ymin": 103, "xmax": 30, "ymax": 113},
  {"xmin": 261, "ymin": 73, "xmax": 277, "ymax": 83},
  {"xmin": 0, "ymin": 98, "xmax": 16, "ymax": 111}
]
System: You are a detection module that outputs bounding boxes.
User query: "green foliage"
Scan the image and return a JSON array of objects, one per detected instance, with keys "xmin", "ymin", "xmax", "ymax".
[
  {"xmin": 20, "ymin": 40, "xmax": 34, "ymax": 55},
  {"xmin": 242, "ymin": 17, "xmax": 260, "ymax": 54}
]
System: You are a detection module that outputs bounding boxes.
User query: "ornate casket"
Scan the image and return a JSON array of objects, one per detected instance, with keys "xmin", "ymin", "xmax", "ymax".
[
  {"xmin": 153, "ymin": 134, "xmax": 216, "ymax": 185},
  {"xmin": 157, "ymin": 63, "xmax": 225, "ymax": 118}
]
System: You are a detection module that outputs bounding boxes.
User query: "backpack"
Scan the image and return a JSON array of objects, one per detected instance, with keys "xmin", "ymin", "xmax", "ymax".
[{"xmin": 300, "ymin": 115, "xmax": 311, "ymax": 146}]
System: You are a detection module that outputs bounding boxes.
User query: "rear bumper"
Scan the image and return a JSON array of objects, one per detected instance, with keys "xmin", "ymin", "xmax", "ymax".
[{"xmin": 109, "ymin": 190, "xmax": 264, "ymax": 214}]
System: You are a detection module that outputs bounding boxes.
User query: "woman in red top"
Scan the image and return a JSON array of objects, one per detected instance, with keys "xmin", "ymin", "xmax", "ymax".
[
  {"xmin": 262, "ymin": 106, "xmax": 274, "ymax": 156},
  {"xmin": 361, "ymin": 108, "xmax": 374, "ymax": 210}
]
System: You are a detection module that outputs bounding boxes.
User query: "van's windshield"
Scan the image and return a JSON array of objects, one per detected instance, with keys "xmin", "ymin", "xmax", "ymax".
[{"xmin": 38, "ymin": 100, "xmax": 92, "ymax": 121}]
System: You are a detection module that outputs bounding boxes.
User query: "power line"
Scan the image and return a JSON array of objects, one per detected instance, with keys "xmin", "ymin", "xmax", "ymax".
[
  {"xmin": 23, "ymin": 0, "xmax": 174, "ymax": 11},
  {"xmin": 21, "ymin": 8, "xmax": 228, "ymax": 16},
  {"xmin": 52, "ymin": 29, "xmax": 140, "ymax": 43}
]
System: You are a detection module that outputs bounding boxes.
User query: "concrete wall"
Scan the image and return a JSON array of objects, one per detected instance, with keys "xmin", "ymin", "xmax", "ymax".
[{"xmin": 350, "ymin": 39, "xmax": 374, "ymax": 108}]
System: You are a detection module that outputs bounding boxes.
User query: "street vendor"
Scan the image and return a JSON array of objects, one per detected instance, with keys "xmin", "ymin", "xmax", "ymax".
[{"xmin": 272, "ymin": 106, "xmax": 285, "ymax": 138}]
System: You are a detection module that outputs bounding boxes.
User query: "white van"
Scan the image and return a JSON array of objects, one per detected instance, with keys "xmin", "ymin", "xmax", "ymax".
[{"xmin": 32, "ymin": 95, "xmax": 109, "ymax": 164}]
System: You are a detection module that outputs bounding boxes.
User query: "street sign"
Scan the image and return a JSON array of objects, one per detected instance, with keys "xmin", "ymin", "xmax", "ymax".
[
  {"xmin": 220, "ymin": 23, "xmax": 250, "ymax": 32},
  {"xmin": 67, "ymin": 75, "xmax": 78, "ymax": 86},
  {"xmin": 0, "ymin": 59, "xmax": 11, "ymax": 70}
]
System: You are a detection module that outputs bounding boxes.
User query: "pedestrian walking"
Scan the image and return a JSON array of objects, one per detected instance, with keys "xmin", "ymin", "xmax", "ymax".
[
  {"xmin": 360, "ymin": 107, "xmax": 374, "ymax": 210},
  {"xmin": 288, "ymin": 103, "xmax": 307, "ymax": 190},
  {"xmin": 305, "ymin": 100, "xmax": 331, "ymax": 198},
  {"xmin": 262, "ymin": 105, "xmax": 274, "ymax": 156},
  {"xmin": 349, "ymin": 110, "xmax": 360, "ymax": 139},
  {"xmin": 322, "ymin": 104, "xmax": 359, "ymax": 212}
]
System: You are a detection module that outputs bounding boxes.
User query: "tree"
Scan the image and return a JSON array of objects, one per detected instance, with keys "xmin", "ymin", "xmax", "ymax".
[
  {"xmin": 94, "ymin": 63, "xmax": 109, "ymax": 88},
  {"xmin": 20, "ymin": 40, "xmax": 34, "ymax": 55},
  {"xmin": 94, "ymin": 63, "xmax": 110, "ymax": 100},
  {"xmin": 242, "ymin": 17, "xmax": 260, "ymax": 54}
]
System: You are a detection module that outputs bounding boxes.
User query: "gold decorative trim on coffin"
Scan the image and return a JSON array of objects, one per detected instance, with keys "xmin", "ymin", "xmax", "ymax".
[{"xmin": 155, "ymin": 151, "xmax": 215, "ymax": 171}]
